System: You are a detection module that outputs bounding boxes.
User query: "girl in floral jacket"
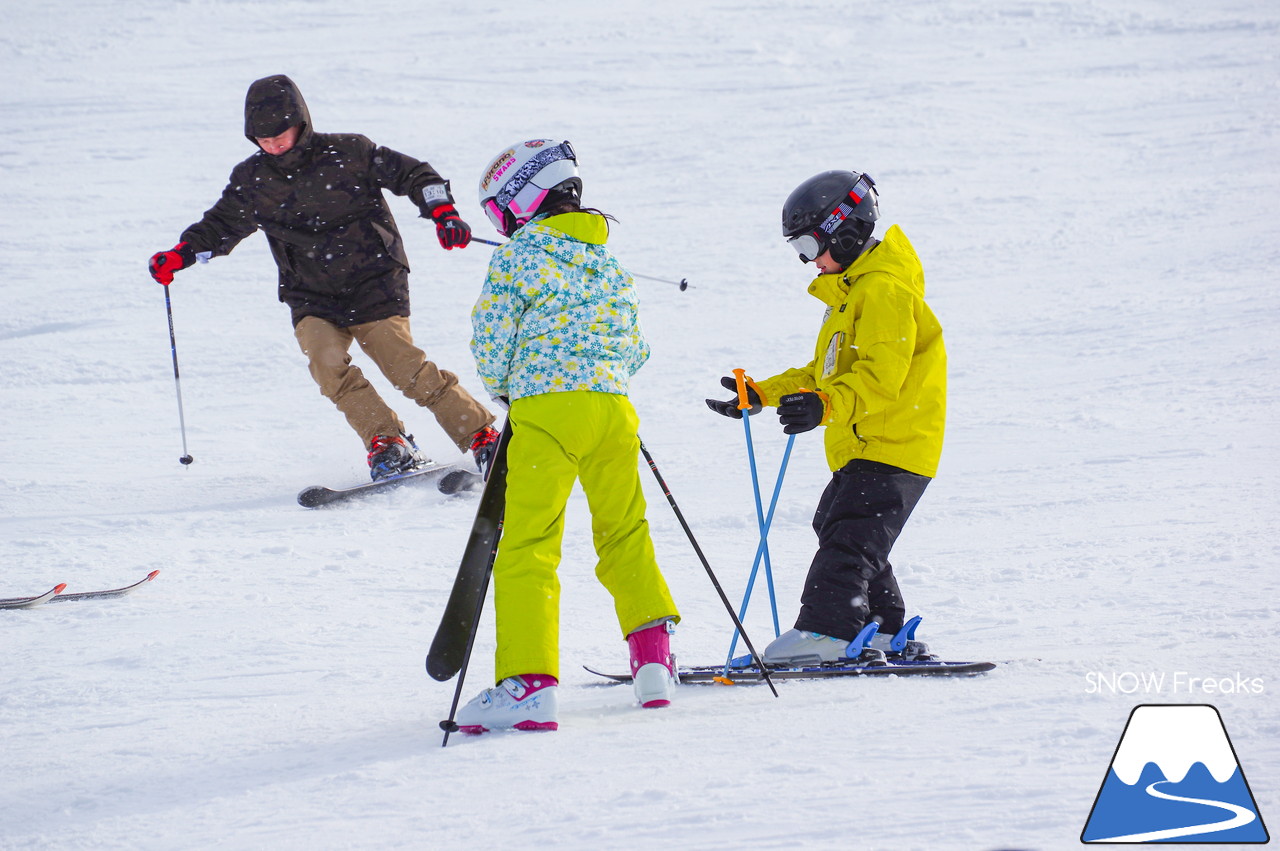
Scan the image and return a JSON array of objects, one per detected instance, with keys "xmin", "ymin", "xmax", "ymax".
[{"xmin": 455, "ymin": 140, "xmax": 680, "ymax": 734}]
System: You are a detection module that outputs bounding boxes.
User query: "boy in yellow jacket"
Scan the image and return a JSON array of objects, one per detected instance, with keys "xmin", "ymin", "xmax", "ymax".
[{"xmin": 707, "ymin": 170, "xmax": 946, "ymax": 665}]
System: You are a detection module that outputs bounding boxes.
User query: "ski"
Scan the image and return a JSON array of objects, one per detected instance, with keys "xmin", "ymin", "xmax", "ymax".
[
  {"xmin": 48, "ymin": 570, "xmax": 160, "ymax": 603},
  {"xmin": 425, "ymin": 419, "xmax": 513, "ymax": 682},
  {"xmin": 0, "ymin": 584, "xmax": 67, "ymax": 609},
  {"xmin": 298, "ymin": 462, "xmax": 481, "ymax": 508},
  {"xmin": 585, "ymin": 657, "xmax": 995, "ymax": 684},
  {"xmin": 2, "ymin": 571, "xmax": 160, "ymax": 609}
]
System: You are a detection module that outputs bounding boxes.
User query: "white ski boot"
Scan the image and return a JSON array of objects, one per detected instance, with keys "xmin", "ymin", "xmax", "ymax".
[{"xmin": 455, "ymin": 674, "xmax": 558, "ymax": 734}]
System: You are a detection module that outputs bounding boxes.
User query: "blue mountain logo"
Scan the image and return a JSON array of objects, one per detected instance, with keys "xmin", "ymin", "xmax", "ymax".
[{"xmin": 1082, "ymin": 704, "xmax": 1269, "ymax": 844}]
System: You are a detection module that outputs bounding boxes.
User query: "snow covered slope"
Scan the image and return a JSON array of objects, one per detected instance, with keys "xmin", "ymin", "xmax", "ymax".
[{"xmin": 1, "ymin": 1, "xmax": 1276, "ymax": 848}]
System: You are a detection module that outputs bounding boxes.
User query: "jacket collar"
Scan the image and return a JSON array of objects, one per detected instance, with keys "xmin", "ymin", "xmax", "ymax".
[
  {"xmin": 530, "ymin": 211, "xmax": 609, "ymax": 245},
  {"xmin": 806, "ymin": 238, "xmax": 881, "ymax": 306}
]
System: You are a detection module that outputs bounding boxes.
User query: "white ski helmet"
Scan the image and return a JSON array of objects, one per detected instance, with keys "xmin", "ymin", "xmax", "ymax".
[{"xmin": 478, "ymin": 139, "xmax": 581, "ymax": 237}]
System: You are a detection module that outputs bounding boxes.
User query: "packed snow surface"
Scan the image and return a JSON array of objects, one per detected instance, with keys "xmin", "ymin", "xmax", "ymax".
[{"xmin": 2, "ymin": 2, "xmax": 1277, "ymax": 849}]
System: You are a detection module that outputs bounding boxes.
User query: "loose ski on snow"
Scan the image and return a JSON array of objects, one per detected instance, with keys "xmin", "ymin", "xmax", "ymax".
[
  {"xmin": 0, "ymin": 584, "xmax": 67, "ymax": 609},
  {"xmin": 1, "ymin": 571, "xmax": 160, "ymax": 609},
  {"xmin": 585, "ymin": 657, "xmax": 995, "ymax": 684},
  {"xmin": 297, "ymin": 462, "xmax": 482, "ymax": 508},
  {"xmin": 49, "ymin": 570, "xmax": 161, "ymax": 603},
  {"xmin": 426, "ymin": 420, "xmax": 513, "ymax": 682}
]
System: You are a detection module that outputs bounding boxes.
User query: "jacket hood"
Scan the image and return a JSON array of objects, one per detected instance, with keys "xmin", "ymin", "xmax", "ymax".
[
  {"xmin": 244, "ymin": 75, "xmax": 312, "ymax": 145},
  {"xmin": 808, "ymin": 225, "xmax": 924, "ymax": 305}
]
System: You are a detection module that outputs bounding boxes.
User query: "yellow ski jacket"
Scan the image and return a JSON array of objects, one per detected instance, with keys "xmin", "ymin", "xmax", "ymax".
[{"xmin": 755, "ymin": 225, "xmax": 946, "ymax": 477}]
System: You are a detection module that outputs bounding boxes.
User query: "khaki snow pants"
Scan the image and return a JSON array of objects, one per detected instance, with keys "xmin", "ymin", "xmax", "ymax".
[
  {"xmin": 493, "ymin": 391, "xmax": 680, "ymax": 682},
  {"xmin": 294, "ymin": 315, "xmax": 494, "ymax": 451}
]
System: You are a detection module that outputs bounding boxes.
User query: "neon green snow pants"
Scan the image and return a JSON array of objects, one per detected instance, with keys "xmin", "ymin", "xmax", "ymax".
[{"xmin": 493, "ymin": 391, "xmax": 679, "ymax": 682}]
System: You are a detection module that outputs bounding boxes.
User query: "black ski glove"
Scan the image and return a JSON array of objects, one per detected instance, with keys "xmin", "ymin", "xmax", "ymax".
[
  {"xmin": 706, "ymin": 375, "xmax": 763, "ymax": 419},
  {"xmin": 777, "ymin": 391, "xmax": 829, "ymax": 434}
]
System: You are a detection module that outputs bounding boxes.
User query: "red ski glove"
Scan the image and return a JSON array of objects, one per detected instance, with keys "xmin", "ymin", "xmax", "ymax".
[
  {"xmin": 148, "ymin": 242, "xmax": 197, "ymax": 285},
  {"xmin": 429, "ymin": 204, "xmax": 472, "ymax": 250}
]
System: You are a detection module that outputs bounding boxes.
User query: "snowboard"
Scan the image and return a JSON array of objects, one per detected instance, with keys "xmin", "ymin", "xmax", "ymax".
[
  {"xmin": 297, "ymin": 462, "xmax": 481, "ymax": 508},
  {"xmin": 585, "ymin": 657, "xmax": 995, "ymax": 684},
  {"xmin": 425, "ymin": 419, "xmax": 513, "ymax": 682}
]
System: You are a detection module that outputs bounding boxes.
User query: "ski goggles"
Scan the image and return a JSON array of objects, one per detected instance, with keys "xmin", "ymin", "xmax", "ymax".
[
  {"xmin": 787, "ymin": 232, "xmax": 826, "ymax": 264},
  {"xmin": 786, "ymin": 173, "xmax": 877, "ymax": 263}
]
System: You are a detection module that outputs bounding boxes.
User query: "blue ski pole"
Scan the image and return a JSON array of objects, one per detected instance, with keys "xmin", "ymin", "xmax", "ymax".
[
  {"xmin": 721, "ymin": 409, "xmax": 788, "ymax": 665},
  {"xmin": 721, "ymin": 370, "xmax": 785, "ymax": 667},
  {"xmin": 724, "ymin": 432, "xmax": 794, "ymax": 668}
]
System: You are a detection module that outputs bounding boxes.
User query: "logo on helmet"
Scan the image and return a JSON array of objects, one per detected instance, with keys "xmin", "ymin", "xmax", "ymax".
[
  {"xmin": 481, "ymin": 150, "xmax": 517, "ymax": 192},
  {"xmin": 524, "ymin": 140, "xmax": 548, "ymax": 148}
]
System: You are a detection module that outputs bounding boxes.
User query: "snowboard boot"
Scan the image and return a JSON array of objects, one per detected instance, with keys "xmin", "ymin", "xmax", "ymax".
[
  {"xmin": 367, "ymin": 433, "xmax": 425, "ymax": 481},
  {"xmin": 455, "ymin": 674, "xmax": 559, "ymax": 734},
  {"xmin": 626, "ymin": 619, "xmax": 676, "ymax": 708},
  {"xmin": 469, "ymin": 425, "xmax": 500, "ymax": 477}
]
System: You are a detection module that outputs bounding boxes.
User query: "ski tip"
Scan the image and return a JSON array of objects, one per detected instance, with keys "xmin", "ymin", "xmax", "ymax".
[
  {"xmin": 53, "ymin": 583, "xmax": 67, "ymax": 594},
  {"xmin": 712, "ymin": 676, "xmax": 736, "ymax": 686},
  {"xmin": 145, "ymin": 570, "xmax": 160, "ymax": 581},
  {"xmin": 297, "ymin": 488, "xmax": 327, "ymax": 508},
  {"xmin": 437, "ymin": 468, "xmax": 482, "ymax": 495},
  {"xmin": 425, "ymin": 665, "xmax": 457, "ymax": 683},
  {"xmin": 425, "ymin": 652, "xmax": 460, "ymax": 682}
]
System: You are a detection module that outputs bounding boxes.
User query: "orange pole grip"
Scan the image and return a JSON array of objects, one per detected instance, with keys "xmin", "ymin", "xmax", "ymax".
[{"xmin": 733, "ymin": 368, "xmax": 751, "ymax": 411}]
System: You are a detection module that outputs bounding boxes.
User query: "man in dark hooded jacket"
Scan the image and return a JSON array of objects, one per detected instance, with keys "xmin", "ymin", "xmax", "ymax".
[{"xmin": 149, "ymin": 75, "xmax": 498, "ymax": 479}]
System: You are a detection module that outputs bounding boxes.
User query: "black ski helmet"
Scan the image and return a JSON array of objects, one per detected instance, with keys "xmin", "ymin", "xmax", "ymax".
[{"xmin": 781, "ymin": 170, "xmax": 880, "ymax": 266}]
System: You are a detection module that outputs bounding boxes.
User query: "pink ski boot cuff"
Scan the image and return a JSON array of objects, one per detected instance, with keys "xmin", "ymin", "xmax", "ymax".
[{"xmin": 627, "ymin": 621, "xmax": 675, "ymax": 708}]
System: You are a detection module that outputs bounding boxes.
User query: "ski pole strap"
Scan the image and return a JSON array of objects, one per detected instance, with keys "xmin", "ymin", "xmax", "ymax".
[{"xmin": 733, "ymin": 368, "xmax": 752, "ymax": 411}]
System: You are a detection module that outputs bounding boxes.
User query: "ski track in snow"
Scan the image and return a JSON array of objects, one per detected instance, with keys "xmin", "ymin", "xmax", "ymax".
[{"xmin": 2, "ymin": 1, "xmax": 1278, "ymax": 849}]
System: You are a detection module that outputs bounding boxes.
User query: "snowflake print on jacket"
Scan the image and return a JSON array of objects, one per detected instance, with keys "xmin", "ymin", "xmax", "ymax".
[{"xmin": 471, "ymin": 214, "xmax": 649, "ymax": 402}]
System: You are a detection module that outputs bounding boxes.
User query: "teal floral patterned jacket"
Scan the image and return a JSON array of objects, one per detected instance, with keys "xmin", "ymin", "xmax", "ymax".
[{"xmin": 470, "ymin": 211, "xmax": 650, "ymax": 402}]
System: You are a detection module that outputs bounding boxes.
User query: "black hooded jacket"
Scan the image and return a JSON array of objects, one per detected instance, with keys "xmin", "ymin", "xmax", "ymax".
[{"xmin": 181, "ymin": 75, "xmax": 451, "ymax": 327}]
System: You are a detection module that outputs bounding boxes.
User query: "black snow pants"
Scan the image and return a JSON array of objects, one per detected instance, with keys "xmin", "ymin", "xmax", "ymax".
[{"xmin": 794, "ymin": 459, "xmax": 931, "ymax": 642}]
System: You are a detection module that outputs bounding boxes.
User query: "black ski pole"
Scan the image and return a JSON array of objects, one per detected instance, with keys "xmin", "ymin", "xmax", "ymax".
[
  {"xmin": 162, "ymin": 285, "xmax": 194, "ymax": 466},
  {"xmin": 470, "ymin": 236, "xmax": 690, "ymax": 291},
  {"xmin": 637, "ymin": 438, "xmax": 778, "ymax": 697},
  {"xmin": 438, "ymin": 512, "xmax": 503, "ymax": 748}
]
